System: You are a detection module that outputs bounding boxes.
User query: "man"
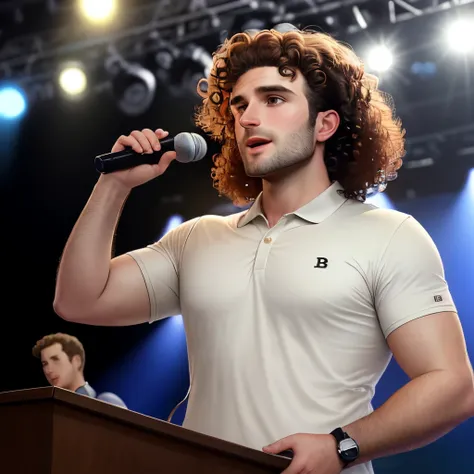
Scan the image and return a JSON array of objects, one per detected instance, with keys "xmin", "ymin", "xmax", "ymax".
[
  {"xmin": 33, "ymin": 333, "xmax": 127, "ymax": 408},
  {"xmin": 53, "ymin": 26, "xmax": 474, "ymax": 474}
]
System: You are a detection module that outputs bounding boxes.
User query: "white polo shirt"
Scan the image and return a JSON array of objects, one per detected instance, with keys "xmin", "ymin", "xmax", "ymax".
[{"xmin": 128, "ymin": 182, "xmax": 456, "ymax": 474}]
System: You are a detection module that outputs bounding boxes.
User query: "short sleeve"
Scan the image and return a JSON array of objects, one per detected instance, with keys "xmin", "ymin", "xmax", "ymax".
[
  {"xmin": 127, "ymin": 216, "xmax": 201, "ymax": 323},
  {"xmin": 375, "ymin": 216, "xmax": 457, "ymax": 338}
]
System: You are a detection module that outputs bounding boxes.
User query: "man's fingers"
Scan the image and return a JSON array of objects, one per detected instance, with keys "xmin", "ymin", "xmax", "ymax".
[
  {"xmin": 131, "ymin": 130, "xmax": 153, "ymax": 154},
  {"xmin": 142, "ymin": 128, "xmax": 161, "ymax": 151},
  {"xmin": 263, "ymin": 435, "xmax": 295, "ymax": 454},
  {"xmin": 155, "ymin": 128, "xmax": 169, "ymax": 140},
  {"xmin": 112, "ymin": 135, "xmax": 143, "ymax": 154},
  {"xmin": 154, "ymin": 151, "xmax": 176, "ymax": 174}
]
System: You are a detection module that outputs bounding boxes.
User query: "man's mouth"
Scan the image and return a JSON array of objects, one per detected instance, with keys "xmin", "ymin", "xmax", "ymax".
[
  {"xmin": 246, "ymin": 137, "xmax": 272, "ymax": 152},
  {"xmin": 246, "ymin": 137, "xmax": 272, "ymax": 148}
]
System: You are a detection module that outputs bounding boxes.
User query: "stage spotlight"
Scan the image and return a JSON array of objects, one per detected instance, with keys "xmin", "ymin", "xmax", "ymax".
[
  {"xmin": 241, "ymin": 18, "xmax": 266, "ymax": 35},
  {"xmin": 186, "ymin": 44, "xmax": 212, "ymax": 78},
  {"xmin": 163, "ymin": 43, "xmax": 212, "ymax": 98},
  {"xmin": 446, "ymin": 19, "xmax": 474, "ymax": 53},
  {"xmin": 367, "ymin": 45, "xmax": 393, "ymax": 73},
  {"xmin": 79, "ymin": 0, "xmax": 116, "ymax": 23},
  {"xmin": 58, "ymin": 63, "xmax": 88, "ymax": 97},
  {"xmin": 155, "ymin": 47, "xmax": 177, "ymax": 72},
  {"xmin": 180, "ymin": 44, "xmax": 212, "ymax": 94},
  {"xmin": 105, "ymin": 55, "xmax": 156, "ymax": 116},
  {"xmin": 0, "ymin": 84, "xmax": 27, "ymax": 119},
  {"xmin": 228, "ymin": 0, "xmax": 277, "ymax": 37}
]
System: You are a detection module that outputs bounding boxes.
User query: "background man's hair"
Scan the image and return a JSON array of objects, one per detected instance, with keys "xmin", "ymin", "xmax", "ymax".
[{"xmin": 32, "ymin": 333, "xmax": 86, "ymax": 371}]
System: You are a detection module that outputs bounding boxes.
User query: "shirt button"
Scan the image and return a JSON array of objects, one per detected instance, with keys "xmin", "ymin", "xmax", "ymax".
[{"xmin": 264, "ymin": 237, "xmax": 272, "ymax": 244}]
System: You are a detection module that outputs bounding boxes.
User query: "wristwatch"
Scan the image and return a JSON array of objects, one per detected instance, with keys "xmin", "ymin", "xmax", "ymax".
[{"xmin": 330, "ymin": 428, "xmax": 360, "ymax": 466}]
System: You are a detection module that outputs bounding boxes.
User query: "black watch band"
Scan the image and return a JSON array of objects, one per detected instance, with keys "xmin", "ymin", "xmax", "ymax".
[{"xmin": 330, "ymin": 428, "xmax": 360, "ymax": 467}]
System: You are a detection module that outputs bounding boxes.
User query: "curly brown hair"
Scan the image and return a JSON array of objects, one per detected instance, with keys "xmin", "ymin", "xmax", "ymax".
[
  {"xmin": 32, "ymin": 333, "xmax": 85, "ymax": 371},
  {"xmin": 194, "ymin": 27, "xmax": 405, "ymax": 206}
]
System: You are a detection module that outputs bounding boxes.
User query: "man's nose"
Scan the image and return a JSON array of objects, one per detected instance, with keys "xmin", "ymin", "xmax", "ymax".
[{"xmin": 239, "ymin": 103, "xmax": 261, "ymax": 129}]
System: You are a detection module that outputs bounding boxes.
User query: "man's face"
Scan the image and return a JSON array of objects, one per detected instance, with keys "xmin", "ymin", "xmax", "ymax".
[
  {"xmin": 230, "ymin": 66, "xmax": 317, "ymax": 179},
  {"xmin": 41, "ymin": 343, "xmax": 79, "ymax": 390}
]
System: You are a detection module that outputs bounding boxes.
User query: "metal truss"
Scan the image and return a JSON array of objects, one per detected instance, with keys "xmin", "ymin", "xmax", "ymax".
[
  {"xmin": 0, "ymin": 0, "xmax": 473, "ymax": 115},
  {"xmin": 1, "ymin": 0, "xmax": 474, "ymax": 83}
]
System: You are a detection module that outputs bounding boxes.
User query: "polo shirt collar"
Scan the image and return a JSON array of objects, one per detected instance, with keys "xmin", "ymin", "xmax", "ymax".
[{"xmin": 237, "ymin": 181, "xmax": 347, "ymax": 228}]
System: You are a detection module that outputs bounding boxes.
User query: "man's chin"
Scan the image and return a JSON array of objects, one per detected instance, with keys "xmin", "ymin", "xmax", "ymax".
[
  {"xmin": 245, "ymin": 165, "xmax": 286, "ymax": 180},
  {"xmin": 245, "ymin": 169, "xmax": 266, "ymax": 178},
  {"xmin": 243, "ymin": 161, "xmax": 275, "ymax": 178},
  {"xmin": 245, "ymin": 157, "xmax": 312, "ymax": 180}
]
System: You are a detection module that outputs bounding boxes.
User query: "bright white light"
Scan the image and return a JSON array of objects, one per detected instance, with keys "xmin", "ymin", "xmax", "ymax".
[
  {"xmin": 0, "ymin": 86, "xmax": 27, "ymax": 119},
  {"xmin": 446, "ymin": 19, "xmax": 474, "ymax": 53},
  {"xmin": 59, "ymin": 66, "xmax": 87, "ymax": 96},
  {"xmin": 367, "ymin": 192, "xmax": 395, "ymax": 210},
  {"xmin": 466, "ymin": 168, "xmax": 474, "ymax": 201},
  {"xmin": 80, "ymin": 0, "xmax": 116, "ymax": 22},
  {"xmin": 160, "ymin": 214, "xmax": 184, "ymax": 238},
  {"xmin": 367, "ymin": 45, "xmax": 393, "ymax": 73}
]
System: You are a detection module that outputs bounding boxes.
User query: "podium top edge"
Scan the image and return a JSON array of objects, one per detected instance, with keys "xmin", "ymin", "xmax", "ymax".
[
  {"xmin": 0, "ymin": 386, "xmax": 55, "ymax": 403},
  {"xmin": 0, "ymin": 387, "xmax": 290, "ymax": 470}
]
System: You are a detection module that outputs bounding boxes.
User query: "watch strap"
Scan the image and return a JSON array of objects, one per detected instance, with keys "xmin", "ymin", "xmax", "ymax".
[
  {"xmin": 330, "ymin": 427, "xmax": 348, "ymax": 443},
  {"xmin": 330, "ymin": 427, "xmax": 357, "ymax": 467}
]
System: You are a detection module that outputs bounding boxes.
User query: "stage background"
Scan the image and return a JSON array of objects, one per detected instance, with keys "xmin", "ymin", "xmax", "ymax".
[{"xmin": 0, "ymin": 1, "xmax": 473, "ymax": 472}]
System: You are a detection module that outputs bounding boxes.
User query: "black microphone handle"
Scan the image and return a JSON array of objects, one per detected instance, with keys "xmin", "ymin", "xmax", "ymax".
[{"xmin": 94, "ymin": 136, "xmax": 175, "ymax": 174}]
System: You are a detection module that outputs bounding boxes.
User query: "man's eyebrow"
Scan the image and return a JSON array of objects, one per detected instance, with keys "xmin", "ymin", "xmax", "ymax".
[{"xmin": 230, "ymin": 85, "xmax": 296, "ymax": 106}]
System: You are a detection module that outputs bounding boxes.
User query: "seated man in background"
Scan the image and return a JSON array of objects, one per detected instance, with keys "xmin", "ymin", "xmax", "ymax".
[{"xmin": 32, "ymin": 332, "xmax": 127, "ymax": 408}]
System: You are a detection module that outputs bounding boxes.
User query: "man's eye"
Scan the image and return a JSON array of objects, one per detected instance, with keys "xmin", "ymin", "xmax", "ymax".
[{"xmin": 267, "ymin": 97, "xmax": 284, "ymax": 105}]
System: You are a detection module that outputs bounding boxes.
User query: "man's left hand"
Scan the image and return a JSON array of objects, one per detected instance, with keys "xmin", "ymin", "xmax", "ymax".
[{"xmin": 263, "ymin": 433, "xmax": 345, "ymax": 474}]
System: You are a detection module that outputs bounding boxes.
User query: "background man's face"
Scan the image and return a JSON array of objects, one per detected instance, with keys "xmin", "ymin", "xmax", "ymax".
[{"xmin": 41, "ymin": 343, "xmax": 79, "ymax": 390}]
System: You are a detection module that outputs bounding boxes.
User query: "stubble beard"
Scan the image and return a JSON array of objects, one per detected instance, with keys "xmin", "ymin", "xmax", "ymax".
[{"xmin": 242, "ymin": 123, "xmax": 316, "ymax": 178}]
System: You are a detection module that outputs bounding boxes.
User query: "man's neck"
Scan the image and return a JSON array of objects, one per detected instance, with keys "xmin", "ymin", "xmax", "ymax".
[
  {"xmin": 69, "ymin": 375, "xmax": 87, "ymax": 393},
  {"xmin": 261, "ymin": 156, "xmax": 331, "ymax": 228}
]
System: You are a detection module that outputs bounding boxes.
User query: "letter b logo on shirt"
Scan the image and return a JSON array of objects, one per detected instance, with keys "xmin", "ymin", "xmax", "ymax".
[{"xmin": 314, "ymin": 257, "xmax": 328, "ymax": 269}]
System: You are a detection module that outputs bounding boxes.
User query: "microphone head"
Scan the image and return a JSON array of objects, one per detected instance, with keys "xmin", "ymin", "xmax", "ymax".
[{"xmin": 174, "ymin": 132, "xmax": 208, "ymax": 163}]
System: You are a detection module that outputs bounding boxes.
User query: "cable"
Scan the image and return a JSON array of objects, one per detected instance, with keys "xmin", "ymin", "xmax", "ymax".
[{"xmin": 167, "ymin": 385, "xmax": 190, "ymax": 423}]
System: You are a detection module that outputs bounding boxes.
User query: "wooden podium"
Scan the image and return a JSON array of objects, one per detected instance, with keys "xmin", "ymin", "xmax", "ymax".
[{"xmin": 0, "ymin": 387, "xmax": 290, "ymax": 473}]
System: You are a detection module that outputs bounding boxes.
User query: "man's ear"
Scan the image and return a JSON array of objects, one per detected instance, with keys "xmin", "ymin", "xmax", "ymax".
[
  {"xmin": 315, "ymin": 110, "xmax": 340, "ymax": 142},
  {"xmin": 72, "ymin": 354, "xmax": 83, "ymax": 371}
]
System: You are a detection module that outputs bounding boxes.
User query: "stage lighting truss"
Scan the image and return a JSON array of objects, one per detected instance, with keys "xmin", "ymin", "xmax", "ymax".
[
  {"xmin": 404, "ymin": 123, "xmax": 474, "ymax": 168},
  {"xmin": 0, "ymin": 0, "xmax": 473, "ymax": 113}
]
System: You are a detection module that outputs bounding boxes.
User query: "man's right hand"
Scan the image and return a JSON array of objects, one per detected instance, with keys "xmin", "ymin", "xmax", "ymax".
[
  {"xmin": 103, "ymin": 128, "xmax": 176, "ymax": 190},
  {"xmin": 54, "ymin": 127, "xmax": 175, "ymax": 326}
]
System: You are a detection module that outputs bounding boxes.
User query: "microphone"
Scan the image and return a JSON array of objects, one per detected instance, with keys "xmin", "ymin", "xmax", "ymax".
[{"xmin": 94, "ymin": 132, "xmax": 208, "ymax": 174}]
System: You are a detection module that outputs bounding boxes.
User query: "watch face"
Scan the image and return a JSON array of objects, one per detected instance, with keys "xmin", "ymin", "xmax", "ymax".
[{"xmin": 339, "ymin": 438, "xmax": 359, "ymax": 461}]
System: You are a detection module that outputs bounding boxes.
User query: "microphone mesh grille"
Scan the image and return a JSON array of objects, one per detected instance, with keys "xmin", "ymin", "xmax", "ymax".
[{"xmin": 175, "ymin": 132, "xmax": 207, "ymax": 163}]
